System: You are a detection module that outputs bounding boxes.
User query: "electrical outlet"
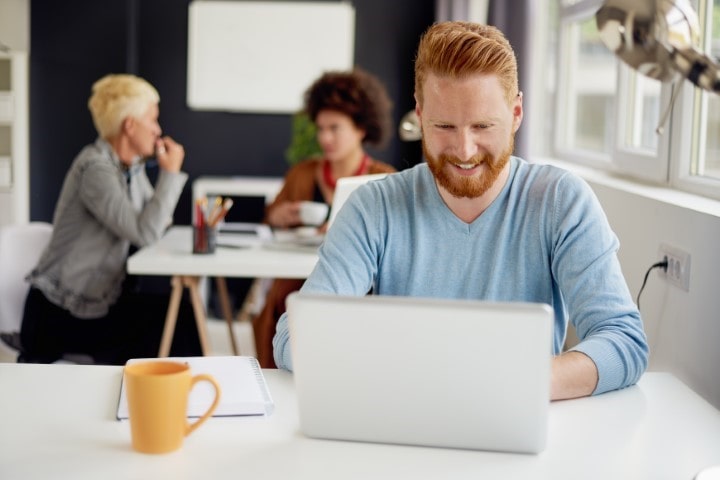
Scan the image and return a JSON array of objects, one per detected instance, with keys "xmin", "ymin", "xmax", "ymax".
[{"xmin": 658, "ymin": 243, "xmax": 691, "ymax": 291}]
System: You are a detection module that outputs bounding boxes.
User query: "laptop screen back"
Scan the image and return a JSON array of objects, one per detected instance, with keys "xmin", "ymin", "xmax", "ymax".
[{"xmin": 287, "ymin": 292, "xmax": 553, "ymax": 454}]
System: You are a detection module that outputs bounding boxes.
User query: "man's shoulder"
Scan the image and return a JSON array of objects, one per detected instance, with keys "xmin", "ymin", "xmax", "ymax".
[
  {"xmin": 514, "ymin": 158, "xmax": 586, "ymax": 191},
  {"xmin": 510, "ymin": 159, "xmax": 598, "ymax": 219}
]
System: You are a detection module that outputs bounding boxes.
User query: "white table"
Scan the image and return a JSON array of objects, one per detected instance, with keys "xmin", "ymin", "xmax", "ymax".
[
  {"xmin": 0, "ymin": 366, "xmax": 719, "ymax": 480},
  {"xmin": 127, "ymin": 226, "xmax": 317, "ymax": 356}
]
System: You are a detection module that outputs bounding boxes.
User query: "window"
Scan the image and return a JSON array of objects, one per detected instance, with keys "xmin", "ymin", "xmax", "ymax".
[
  {"xmin": 531, "ymin": 0, "xmax": 720, "ymax": 200},
  {"xmin": 686, "ymin": 0, "xmax": 720, "ymax": 180},
  {"xmin": 555, "ymin": 10, "xmax": 616, "ymax": 161}
]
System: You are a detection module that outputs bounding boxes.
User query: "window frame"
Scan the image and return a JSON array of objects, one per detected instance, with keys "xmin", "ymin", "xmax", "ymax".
[
  {"xmin": 553, "ymin": 0, "xmax": 615, "ymax": 170},
  {"xmin": 611, "ymin": 65, "xmax": 672, "ymax": 184},
  {"xmin": 668, "ymin": 0, "xmax": 720, "ymax": 200}
]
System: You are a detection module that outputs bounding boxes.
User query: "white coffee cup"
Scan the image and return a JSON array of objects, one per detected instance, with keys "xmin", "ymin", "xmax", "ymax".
[{"xmin": 299, "ymin": 201, "xmax": 329, "ymax": 226}]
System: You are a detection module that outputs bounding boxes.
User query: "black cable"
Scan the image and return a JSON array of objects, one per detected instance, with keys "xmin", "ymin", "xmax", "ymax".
[{"xmin": 636, "ymin": 259, "xmax": 669, "ymax": 311}]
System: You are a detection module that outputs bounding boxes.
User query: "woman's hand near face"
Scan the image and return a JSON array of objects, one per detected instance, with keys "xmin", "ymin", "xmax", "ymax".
[
  {"xmin": 268, "ymin": 201, "xmax": 302, "ymax": 228},
  {"xmin": 156, "ymin": 136, "xmax": 184, "ymax": 173}
]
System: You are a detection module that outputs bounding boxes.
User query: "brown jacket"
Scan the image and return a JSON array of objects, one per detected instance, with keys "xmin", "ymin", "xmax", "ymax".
[
  {"xmin": 264, "ymin": 157, "xmax": 396, "ymax": 223},
  {"xmin": 255, "ymin": 157, "xmax": 396, "ymax": 368}
]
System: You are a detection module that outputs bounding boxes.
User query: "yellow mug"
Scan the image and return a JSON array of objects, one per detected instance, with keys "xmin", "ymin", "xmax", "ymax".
[{"xmin": 124, "ymin": 361, "xmax": 221, "ymax": 454}]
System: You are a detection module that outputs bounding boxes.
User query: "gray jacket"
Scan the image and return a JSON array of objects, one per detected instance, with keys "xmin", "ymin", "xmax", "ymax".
[{"xmin": 29, "ymin": 138, "xmax": 188, "ymax": 318}]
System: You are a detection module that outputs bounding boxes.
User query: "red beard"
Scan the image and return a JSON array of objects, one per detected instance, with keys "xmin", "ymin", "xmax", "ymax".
[{"xmin": 423, "ymin": 136, "xmax": 514, "ymax": 198}]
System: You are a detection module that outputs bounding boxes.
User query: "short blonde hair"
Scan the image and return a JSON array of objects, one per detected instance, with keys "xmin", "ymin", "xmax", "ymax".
[
  {"xmin": 414, "ymin": 22, "xmax": 518, "ymax": 107},
  {"xmin": 88, "ymin": 74, "xmax": 160, "ymax": 140}
]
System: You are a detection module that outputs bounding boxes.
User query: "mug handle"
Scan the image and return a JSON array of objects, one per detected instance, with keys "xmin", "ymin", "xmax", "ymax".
[{"xmin": 185, "ymin": 373, "xmax": 222, "ymax": 436}]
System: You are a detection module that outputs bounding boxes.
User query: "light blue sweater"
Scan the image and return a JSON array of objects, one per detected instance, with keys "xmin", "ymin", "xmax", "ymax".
[{"xmin": 273, "ymin": 158, "xmax": 648, "ymax": 395}]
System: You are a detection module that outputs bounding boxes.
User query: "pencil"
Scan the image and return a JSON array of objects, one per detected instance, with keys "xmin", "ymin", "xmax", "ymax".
[
  {"xmin": 195, "ymin": 199, "xmax": 206, "ymax": 227},
  {"xmin": 206, "ymin": 196, "xmax": 223, "ymax": 225},
  {"xmin": 209, "ymin": 198, "xmax": 234, "ymax": 227}
]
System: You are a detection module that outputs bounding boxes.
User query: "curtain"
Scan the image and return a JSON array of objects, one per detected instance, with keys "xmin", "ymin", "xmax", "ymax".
[{"xmin": 435, "ymin": 0, "xmax": 488, "ymax": 23}]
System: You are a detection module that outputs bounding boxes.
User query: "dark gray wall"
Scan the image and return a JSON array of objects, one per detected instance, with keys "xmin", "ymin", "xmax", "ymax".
[{"xmin": 30, "ymin": 0, "xmax": 433, "ymax": 224}]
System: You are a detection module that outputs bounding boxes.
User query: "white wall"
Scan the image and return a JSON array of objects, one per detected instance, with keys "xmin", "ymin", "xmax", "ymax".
[
  {"xmin": 542, "ymin": 159, "xmax": 720, "ymax": 410},
  {"xmin": 0, "ymin": 0, "xmax": 29, "ymax": 52},
  {"xmin": 0, "ymin": 0, "xmax": 29, "ymax": 226}
]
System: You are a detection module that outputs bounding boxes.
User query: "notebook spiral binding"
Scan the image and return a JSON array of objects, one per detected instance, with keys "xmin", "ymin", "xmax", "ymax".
[{"xmin": 249, "ymin": 357, "xmax": 275, "ymax": 415}]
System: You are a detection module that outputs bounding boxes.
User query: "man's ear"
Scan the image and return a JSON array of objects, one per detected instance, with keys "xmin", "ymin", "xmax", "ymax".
[{"xmin": 512, "ymin": 92, "xmax": 524, "ymax": 133}]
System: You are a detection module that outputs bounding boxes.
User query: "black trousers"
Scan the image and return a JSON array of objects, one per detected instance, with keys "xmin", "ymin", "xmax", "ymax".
[{"xmin": 19, "ymin": 282, "xmax": 202, "ymax": 365}]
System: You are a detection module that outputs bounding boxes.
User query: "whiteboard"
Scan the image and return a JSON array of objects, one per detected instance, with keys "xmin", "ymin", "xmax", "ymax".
[{"xmin": 187, "ymin": 1, "xmax": 355, "ymax": 113}]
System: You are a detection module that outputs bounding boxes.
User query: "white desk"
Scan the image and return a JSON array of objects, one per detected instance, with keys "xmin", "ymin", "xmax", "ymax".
[
  {"xmin": 127, "ymin": 226, "xmax": 317, "ymax": 356},
  {"xmin": 0, "ymin": 366, "xmax": 718, "ymax": 480},
  {"xmin": 127, "ymin": 226, "xmax": 317, "ymax": 279}
]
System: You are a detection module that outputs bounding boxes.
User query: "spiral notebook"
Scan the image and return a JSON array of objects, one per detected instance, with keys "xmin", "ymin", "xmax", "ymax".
[{"xmin": 116, "ymin": 356, "xmax": 274, "ymax": 420}]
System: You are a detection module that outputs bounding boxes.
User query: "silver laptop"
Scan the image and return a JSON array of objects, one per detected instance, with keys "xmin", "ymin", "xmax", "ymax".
[
  {"xmin": 264, "ymin": 173, "xmax": 389, "ymax": 252},
  {"xmin": 286, "ymin": 292, "xmax": 553, "ymax": 454}
]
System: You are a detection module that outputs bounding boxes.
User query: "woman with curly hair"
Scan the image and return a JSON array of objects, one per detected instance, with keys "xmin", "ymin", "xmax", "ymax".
[{"xmin": 254, "ymin": 67, "xmax": 397, "ymax": 367}]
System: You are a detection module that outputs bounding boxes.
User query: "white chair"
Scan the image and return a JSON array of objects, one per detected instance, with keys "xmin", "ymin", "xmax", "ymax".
[
  {"xmin": 0, "ymin": 222, "xmax": 94, "ymax": 364},
  {"xmin": 0, "ymin": 222, "xmax": 53, "ymax": 361},
  {"xmin": 0, "ymin": 222, "xmax": 53, "ymax": 332}
]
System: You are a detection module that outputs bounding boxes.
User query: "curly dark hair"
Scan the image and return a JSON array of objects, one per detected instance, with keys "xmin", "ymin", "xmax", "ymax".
[{"xmin": 303, "ymin": 67, "xmax": 393, "ymax": 148}]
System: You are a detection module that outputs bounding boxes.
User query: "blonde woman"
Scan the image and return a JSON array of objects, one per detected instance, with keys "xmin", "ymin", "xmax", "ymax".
[{"xmin": 10, "ymin": 74, "xmax": 201, "ymax": 364}]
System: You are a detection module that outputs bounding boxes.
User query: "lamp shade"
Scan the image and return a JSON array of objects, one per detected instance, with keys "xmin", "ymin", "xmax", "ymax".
[
  {"xmin": 596, "ymin": 0, "xmax": 720, "ymax": 93},
  {"xmin": 398, "ymin": 110, "xmax": 421, "ymax": 141}
]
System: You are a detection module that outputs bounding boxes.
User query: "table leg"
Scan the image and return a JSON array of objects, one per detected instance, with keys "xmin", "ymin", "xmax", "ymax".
[
  {"xmin": 235, "ymin": 278, "xmax": 269, "ymax": 356},
  {"xmin": 184, "ymin": 276, "xmax": 212, "ymax": 356},
  {"xmin": 237, "ymin": 278, "xmax": 267, "ymax": 323},
  {"xmin": 214, "ymin": 277, "xmax": 239, "ymax": 355},
  {"xmin": 158, "ymin": 275, "xmax": 184, "ymax": 357}
]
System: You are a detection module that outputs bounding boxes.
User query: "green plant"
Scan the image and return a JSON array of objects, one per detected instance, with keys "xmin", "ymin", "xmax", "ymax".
[{"xmin": 284, "ymin": 111, "xmax": 322, "ymax": 166}]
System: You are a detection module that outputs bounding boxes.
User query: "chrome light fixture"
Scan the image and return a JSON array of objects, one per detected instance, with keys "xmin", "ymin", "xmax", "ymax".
[
  {"xmin": 596, "ymin": 0, "xmax": 719, "ymax": 133},
  {"xmin": 398, "ymin": 110, "xmax": 422, "ymax": 141},
  {"xmin": 596, "ymin": 0, "xmax": 720, "ymax": 93},
  {"xmin": 595, "ymin": 0, "xmax": 700, "ymax": 83}
]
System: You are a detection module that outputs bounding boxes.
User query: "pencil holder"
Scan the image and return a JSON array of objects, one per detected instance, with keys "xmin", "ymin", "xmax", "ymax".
[{"xmin": 193, "ymin": 225, "xmax": 217, "ymax": 254}]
